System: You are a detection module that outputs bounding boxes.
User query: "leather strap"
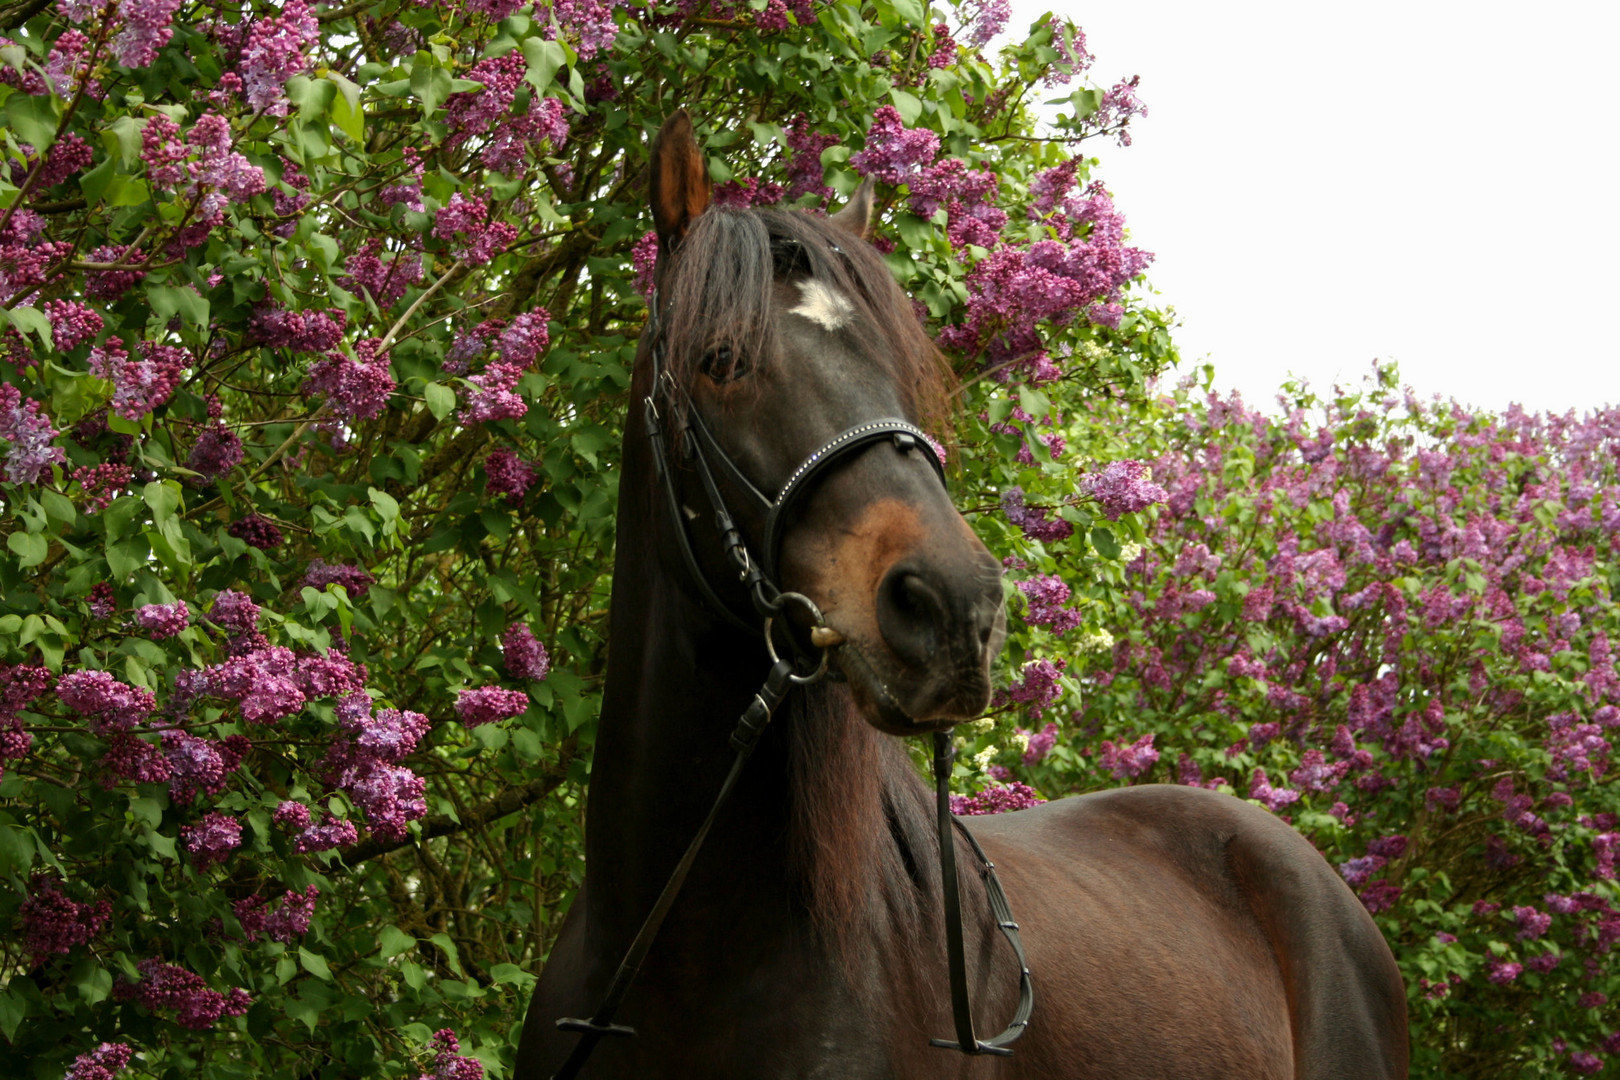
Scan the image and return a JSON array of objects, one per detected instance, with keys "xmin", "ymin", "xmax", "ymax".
[{"xmin": 927, "ymin": 730, "xmax": 1035, "ymax": 1055}]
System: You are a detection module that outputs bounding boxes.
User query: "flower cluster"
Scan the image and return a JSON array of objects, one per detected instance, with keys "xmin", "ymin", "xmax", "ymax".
[
  {"xmin": 116, "ymin": 959, "xmax": 251, "ymax": 1030},
  {"xmin": 20, "ymin": 875, "xmax": 111, "ymax": 960},
  {"xmin": 502, "ymin": 623, "xmax": 551, "ymax": 680},
  {"xmin": 949, "ymin": 781, "xmax": 1044, "ymax": 815},
  {"xmin": 485, "ymin": 448, "xmax": 538, "ymax": 499},
  {"xmin": 455, "ymin": 686, "xmax": 531, "ymax": 728}
]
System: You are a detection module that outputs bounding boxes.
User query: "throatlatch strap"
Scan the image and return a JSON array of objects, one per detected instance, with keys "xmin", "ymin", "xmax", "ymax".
[{"xmin": 927, "ymin": 730, "xmax": 1034, "ymax": 1056}]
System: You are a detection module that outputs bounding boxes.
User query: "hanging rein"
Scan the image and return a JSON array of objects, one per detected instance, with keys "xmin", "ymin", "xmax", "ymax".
[{"xmin": 549, "ymin": 254, "xmax": 1034, "ymax": 1079}]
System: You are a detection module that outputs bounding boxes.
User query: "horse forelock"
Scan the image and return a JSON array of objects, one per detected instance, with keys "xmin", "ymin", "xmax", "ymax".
[{"xmin": 656, "ymin": 207, "xmax": 955, "ymax": 441}]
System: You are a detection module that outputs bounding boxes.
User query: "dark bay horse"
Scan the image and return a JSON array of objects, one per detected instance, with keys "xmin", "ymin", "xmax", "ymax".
[{"xmin": 515, "ymin": 111, "xmax": 1408, "ymax": 1079}]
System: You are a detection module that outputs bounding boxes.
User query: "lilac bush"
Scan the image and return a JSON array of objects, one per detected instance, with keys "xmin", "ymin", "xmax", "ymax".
[
  {"xmin": 957, "ymin": 364, "xmax": 1620, "ymax": 1075},
  {"xmin": 0, "ymin": 0, "xmax": 1168, "ymax": 1075}
]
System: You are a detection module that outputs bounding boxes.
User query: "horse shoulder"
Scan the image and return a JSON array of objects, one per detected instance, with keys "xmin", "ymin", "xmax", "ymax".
[{"xmin": 972, "ymin": 785, "xmax": 1409, "ymax": 1080}]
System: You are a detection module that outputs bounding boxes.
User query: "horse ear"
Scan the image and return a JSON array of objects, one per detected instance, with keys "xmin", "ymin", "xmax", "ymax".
[
  {"xmin": 650, "ymin": 110, "xmax": 710, "ymax": 249},
  {"xmin": 827, "ymin": 179, "xmax": 875, "ymax": 240}
]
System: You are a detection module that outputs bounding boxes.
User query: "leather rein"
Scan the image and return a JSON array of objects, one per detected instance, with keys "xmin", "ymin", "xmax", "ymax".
[{"xmin": 550, "ymin": 266, "xmax": 1033, "ymax": 1077}]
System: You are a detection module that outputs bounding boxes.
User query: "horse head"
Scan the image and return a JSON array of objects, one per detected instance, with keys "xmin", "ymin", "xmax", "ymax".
[{"xmin": 644, "ymin": 110, "xmax": 1005, "ymax": 734}]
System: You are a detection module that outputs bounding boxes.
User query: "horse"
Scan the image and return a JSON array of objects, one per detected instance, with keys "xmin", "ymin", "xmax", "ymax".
[{"xmin": 514, "ymin": 110, "xmax": 1409, "ymax": 1079}]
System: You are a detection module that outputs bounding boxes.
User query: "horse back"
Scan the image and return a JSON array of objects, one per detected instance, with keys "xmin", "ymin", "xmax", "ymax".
[{"xmin": 968, "ymin": 784, "xmax": 1408, "ymax": 1080}]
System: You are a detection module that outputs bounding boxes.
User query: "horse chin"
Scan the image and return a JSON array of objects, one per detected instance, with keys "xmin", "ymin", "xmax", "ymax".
[{"xmin": 834, "ymin": 641, "xmax": 987, "ymax": 736}]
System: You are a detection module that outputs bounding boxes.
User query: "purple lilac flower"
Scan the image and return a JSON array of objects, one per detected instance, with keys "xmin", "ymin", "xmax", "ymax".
[
  {"xmin": 88, "ymin": 337, "xmax": 186, "ymax": 421},
  {"xmin": 293, "ymin": 816, "xmax": 360, "ymax": 853},
  {"xmin": 456, "ymin": 686, "xmax": 530, "ymax": 728},
  {"xmin": 0, "ymin": 383, "xmax": 66, "ymax": 483},
  {"xmin": 56, "ymin": 670, "xmax": 157, "ymax": 732},
  {"xmin": 187, "ymin": 424, "xmax": 244, "ymax": 480},
  {"xmin": 303, "ymin": 560, "xmax": 375, "ymax": 597},
  {"xmin": 227, "ymin": 514, "xmax": 283, "ymax": 549},
  {"xmin": 181, "ymin": 812, "xmax": 242, "ymax": 868},
  {"xmin": 1081, "ymin": 460, "xmax": 1169, "ymax": 521},
  {"xmin": 999, "ymin": 657, "xmax": 1065, "ymax": 719},
  {"xmin": 1484, "ymin": 957, "xmax": 1523, "ymax": 985},
  {"xmin": 338, "ymin": 242, "xmax": 424, "ymax": 310},
  {"xmin": 631, "ymin": 230, "xmax": 658, "ymax": 297},
  {"xmin": 497, "ymin": 310, "xmax": 552, "ymax": 367},
  {"xmin": 1249, "ymin": 768, "xmax": 1301, "ymax": 812},
  {"xmin": 83, "ymin": 244, "xmax": 146, "ymax": 301},
  {"xmin": 1021, "ymin": 721, "xmax": 1057, "ymax": 765},
  {"xmin": 63, "ymin": 1043, "xmax": 133, "ymax": 1080},
  {"xmin": 485, "ymin": 449, "xmax": 537, "ymax": 499},
  {"xmin": 42, "ymin": 299, "xmax": 102, "ymax": 350},
  {"xmin": 1017, "ymin": 574, "xmax": 1083, "ymax": 634},
  {"xmin": 502, "ymin": 623, "xmax": 551, "ymax": 680},
  {"xmin": 235, "ymin": 0, "xmax": 318, "ymax": 113},
  {"xmin": 235, "ymin": 884, "xmax": 319, "ymax": 944},
  {"xmin": 949, "ymin": 781, "xmax": 1045, "ymax": 815},
  {"xmin": 433, "ymin": 194, "xmax": 518, "ymax": 266},
  {"xmin": 785, "ymin": 117, "xmax": 838, "ymax": 202},
  {"xmin": 422, "ymin": 1028, "xmax": 485, "ymax": 1080},
  {"xmin": 273, "ymin": 800, "xmax": 312, "ymax": 830},
  {"xmin": 209, "ymin": 590, "xmax": 260, "ymax": 634},
  {"xmin": 999, "ymin": 487, "xmax": 1073, "ymax": 543},
  {"xmin": 1098, "ymin": 732, "xmax": 1158, "ymax": 779},
  {"xmin": 116, "ymin": 958, "xmax": 251, "ymax": 1029},
  {"xmin": 134, "ymin": 602, "xmax": 189, "ymax": 639},
  {"xmin": 112, "ymin": 0, "xmax": 185, "ymax": 67},
  {"xmin": 249, "ymin": 305, "xmax": 346, "ymax": 352},
  {"xmin": 164, "ymin": 731, "xmax": 249, "ymax": 804},
  {"xmin": 850, "ymin": 106, "xmax": 939, "ymax": 185},
  {"xmin": 961, "ymin": 0, "xmax": 1010, "ymax": 45},
  {"xmin": 20, "ymin": 875, "xmax": 111, "ymax": 959},
  {"xmin": 460, "ymin": 362, "xmax": 527, "ymax": 424},
  {"xmin": 304, "ymin": 339, "xmax": 395, "ymax": 420}
]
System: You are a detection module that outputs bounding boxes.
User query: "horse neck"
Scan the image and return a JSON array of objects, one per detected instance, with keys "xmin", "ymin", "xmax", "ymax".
[{"xmin": 585, "ymin": 417, "xmax": 938, "ymax": 961}]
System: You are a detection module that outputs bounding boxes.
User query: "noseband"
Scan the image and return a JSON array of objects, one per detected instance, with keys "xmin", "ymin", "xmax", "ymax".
[{"xmin": 549, "ymin": 247, "xmax": 1033, "ymax": 1079}]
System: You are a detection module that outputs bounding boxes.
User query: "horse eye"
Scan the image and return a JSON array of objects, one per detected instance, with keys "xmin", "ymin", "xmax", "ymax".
[{"xmin": 698, "ymin": 346, "xmax": 751, "ymax": 383}]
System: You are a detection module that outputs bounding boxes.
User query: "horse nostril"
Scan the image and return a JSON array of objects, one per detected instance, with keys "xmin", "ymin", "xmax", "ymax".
[{"xmin": 876, "ymin": 568, "xmax": 945, "ymax": 669}]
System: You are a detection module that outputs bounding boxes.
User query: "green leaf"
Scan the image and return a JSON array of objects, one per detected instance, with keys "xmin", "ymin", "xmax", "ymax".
[
  {"xmin": 424, "ymin": 382, "xmax": 457, "ymax": 420},
  {"xmin": 7, "ymin": 305, "xmax": 52, "ymax": 349},
  {"xmin": 4, "ymin": 92, "xmax": 58, "ymax": 152},
  {"xmin": 369, "ymin": 487, "xmax": 400, "ymax": 522},
  {"xmin": 142, "ymin": 480, "xmax": 181, "ymax": 526},
  {"xmin": 105, "ymin": 534, "xmax": 150, "ymax": 579},
  {"xmin": 7, "ymin": 531, "xmax": 47, "ymax": 568},
  {"xmin": 325, "ymin": 70, "xmax": 364, "ymax": 142},
  {"xmin": 1091, "ymin": 525, "xmax": 1120, "ymax": 559},
  {"xmin": 0, "ymin": 990, "xmax": 24, "ymax": 1043},
  {"xmin": 522, "ymin": 37, "xmax": 568, "ymax": 93},
  {"xmin": 429, "ymin": 932, "xmax": 464, "ymax": 976},
  {"xmin": 298, "ymin": 946, "xmax": 332, "ymax": 980},
  {"xmin": 888, "ymin": 88, "xmax": 923, "ymax": 125},
  {"xmin": 0, "ymin": 824, "xmax": 35, "ymax": 877},
  {"xmin": 379, "ymin": 925, "xmax": 415, "ymax": 960},
  {"xmin": 410, "ymin": 54, "xmax": 453, "ymax": 117},
  {"xmin": 40, "ymin": 489, "xmax": 75, "ymax": 527},
  {"xmin": 146, "ymin": 285, "xmax": 209, "ymax": 328}
]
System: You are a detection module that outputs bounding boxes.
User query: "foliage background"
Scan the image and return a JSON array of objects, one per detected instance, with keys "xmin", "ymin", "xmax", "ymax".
[{"xmin": 0, "ymin": 0, "xmax": 1612, "ymax": 1077}]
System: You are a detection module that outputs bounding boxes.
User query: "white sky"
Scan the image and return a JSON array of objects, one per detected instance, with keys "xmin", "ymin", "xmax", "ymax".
[{"xmin": 1001, "ymin": 0, "xmax": 1620, "ymax": 416}]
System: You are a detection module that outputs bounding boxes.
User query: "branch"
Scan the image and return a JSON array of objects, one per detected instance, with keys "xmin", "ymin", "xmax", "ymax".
[
  {"xmin": 0, "ymin": 0, "xmax": 49, "ymax": 31},
  {"xmin": 338, "ymin": 745, "xmax": 577, "ymax": 866}
]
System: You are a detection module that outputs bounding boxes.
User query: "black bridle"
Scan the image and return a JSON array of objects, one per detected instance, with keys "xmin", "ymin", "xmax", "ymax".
[{"xmin": 550, "ymin": 258, "xmax": 1033, "ymax": 1078}]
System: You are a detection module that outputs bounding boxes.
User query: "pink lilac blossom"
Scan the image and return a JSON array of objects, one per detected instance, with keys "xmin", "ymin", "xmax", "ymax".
[
  {"xmin": 88, "ymin": 338, "xmax": 186, "ymax": 420},
  {"xmin": 784, "ymin": 117, "xmax": 838, "ymax": 202},
  {"xmin": 1249, "ymin": 768, "xmax": 1301, "ymax": 812},
  {"xmin": 906, "ymin": 158, "xmax": 1006, "ymax": 249},
  {"xmin": 338, "ymin": 241, "xmax": 424, "ymax": 310},
  {"xmin": 497, "ymin": 309, "xmax": 552, "ymax": 366},
  {"xmin": 294, "ymin": 815, "xmax": 360, "ymax": 853},
  {"xmin": 0, "ymin": 383, "xmax": 66, "ymax": 483},
  {"xmin": 63, "ymin": 1043, "xmax": 133, "ymax": 1080},
  {"xmin": 1081, "ymin": 460, "xmax": 1169, "ymax": 520},
  {"xmin": 273, "ymin": 800, "xmax": 312, "ymax": 830},
  {"xmin": 43, "ymin": 30, "xmax": 101, "ymax": 99},
  {"xmin": 999, "ymin": 657, "xmax": 1066, "ymax": 718},
  {"xmin": 134, "ymin": 602, "xmax": 189, "ymax": 639},
  {"xmin": 421, "ymin": 1028, "xmax": 485, "ymax": 1080},
  {"xmin": 181, "ymin": 812, "xmax": 242, "ymax": 868},
  {"xmin": 87, "ymin": 583, "xmax": 117, "ymax": 619},
  {"xmin": 1090, "ymin": 76, "xmax": 1149, "ymax": 146},
  {"xmin": 850, "ymin": 106, "xmax": 939, "ymax": 185},
  {"xmin": 304, "ymin": 339, "xmax": 396, "ymax": 420},
  {"xmin": 482, "ymin": 95, "xmax": 571, "ymax": 174},
  {"xmin": 1021, "ymin": 722, "xmax": 1059, "ymax": 765},
  {"xmin": 1098, "ymin": 732, "xmax": 1159, "ymax": 779},
  {"xmin": 433, "ymin": 194, "xmax": 518, "ymax": 266},
  {"xmin": 1484, "ymin": 957, "xmax": 1523, "ymax": 985},
  {"xmin": 235, "ymin": 884, "xmax": 319, "ymax": 944},
  {"xmin": 303, "ymin": 560, "xmax": 375, "ymax": 597},
  {"xmin": 20, "ymin": 875, "xmax": 111, "ymax": 959},
  {"xmin": 112, "ymin": 0, "xmax": 185, "ymax": 67},
  {"xmin": 83, "ymin": 245, "xmax": 146, "ymax": 301},
  {"xmin": 631, "ymin": 230, "xmax": 658, "ymax": 297},
  {"xmin": 460, "ymin": 362, "xmax": 528, "ymax": 424},
  {"xmin": 209, "ymin": 590, "xmax": 261, "ymax": 634},
  {"xmin": 228, "ymin": 514, "xmax": 283, "ymax": 549},
  {"xmin": 1016, "ymin": 574, "xmax": 1084, "ymax": 634},
  {"xmin": 117, "ymin": 958, "xmax": 251, "ymax": 1029},
  {"xmin": 456, "ymin": 686, "xmax": 530, "ymax": 727},
  {"xmin": 551, "ymin": 0, "xmax": 624, "ymax": 58},
  {"xmin": 24, "ymin": 133, "xmax": 93, "ymax": 189},
  {"xmin": 949, "ymin": 781, "xmax": 1044, "ymax": 815},
  {"xmin": 56, "ymin": 669, "xmax": 156, "ymax": 732},
  {"xmin": 502, "ymin": 623, "xmax": 551, "ymax": 680},
  {"xmin": 43, "ymin": 299, "xmax": 102, "ymax": 350},
  {"xmin": 999, "ymin": 487, "xmax": 1073, "ymax": 542},
  {"xmin": 164, "ymin": 731, "xmax": 249, "ymax": 804},
  {"xmin": 187, "ymin": 424, "xmax": 244, "ymax": 480},
  {"xmin": 235, "ymin": 0, "xmax": 318, "ymax": 113},
  {"xmin": 249, "ymin": 305, "xmax": 346, "ymax": 353},
  {"xmin": 485, "ymin": 448, "xmax": 538, "ymax": 499}
]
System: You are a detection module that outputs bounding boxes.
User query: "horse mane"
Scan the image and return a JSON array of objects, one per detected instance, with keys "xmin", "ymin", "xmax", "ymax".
[
  {"xmin": 784, "ymin": 680, "xmax": 940, "ymax": 971},
  {"xmin": 659, "ymin": 207, "xmax": 955, "ymax": 438}
]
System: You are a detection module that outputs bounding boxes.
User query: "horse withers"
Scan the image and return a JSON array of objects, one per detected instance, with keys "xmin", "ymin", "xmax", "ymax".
[{"xmin": 515, "ymin": 110, "xmax": 1408, "ymax": 1079}]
